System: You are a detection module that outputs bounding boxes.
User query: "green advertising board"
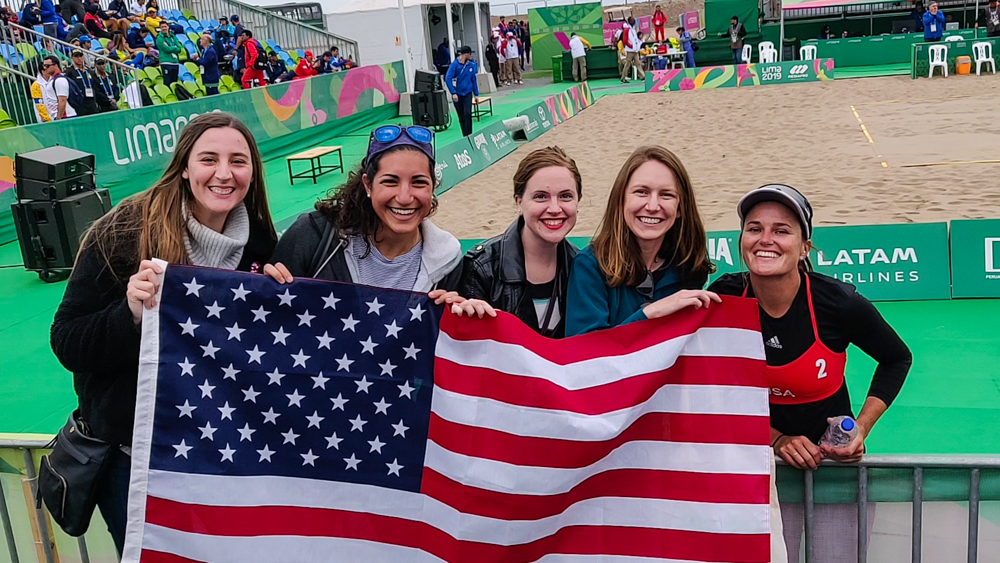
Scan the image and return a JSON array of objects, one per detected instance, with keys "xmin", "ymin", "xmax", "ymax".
[
  {"xmin": 0, "ymin": 62, "xmax": 407, "ymax": 246},
  {"xmin": 645, "ymin": 59, "xmax": 834, "ymax": 92},
  {"xmin": 513, "ymin": 101, "xmax": 556, "ymax": 141},
  {"xmin": 950, "ymin": 219, "xmax": 1000, "ymax": 298},
  {"xmin": 470, "ymin": 120, "xmax": 517, "ymax": 165},
  {"xmin": 434, "ymin": 137, "xmax": 478, "ymax": 194},
  {"xmin": 529, "ymin": 3, "xmax": 604, "ymax": 70}
]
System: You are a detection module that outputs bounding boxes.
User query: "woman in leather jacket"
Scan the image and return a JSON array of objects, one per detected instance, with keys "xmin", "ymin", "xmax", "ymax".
[{"xmin": 456, "ymin": 146, "xmax": 581, "ymax": 337}]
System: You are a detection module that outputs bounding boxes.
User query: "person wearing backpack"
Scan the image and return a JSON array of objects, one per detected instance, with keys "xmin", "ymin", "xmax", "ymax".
[
  {"xmin": 154, "ymin": 19, "xmax": 181, "ymax": 85},
  {"xmin": 66, "ymin": 48, "xmax": 100, "ymax": 115},
  {"xmin": 31, "ymin": 55, "xmax": 78, "ymax": 122},
  {"xmin": 239, "ymin": 29, "xmax": 266, "ymax": 88}
]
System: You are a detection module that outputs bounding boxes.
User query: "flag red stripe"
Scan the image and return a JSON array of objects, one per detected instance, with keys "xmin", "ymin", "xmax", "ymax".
[
  {"xmin": 420, "ymin": 467, "xmax": 770, "ymax": 521},
  {"xmin": 145, "ymin": 496, "xmax": 770, "ymax": 563},
  {"xmin": 434, "ymin": 356, "xmax": 766, "ymax": 414},
  {"xmin": 141, "ymin": 550, "xmax": 204, "ymax": 563},
  {"xmin": 439, "ymin": 296, "xmax": 762, "ymax": 365},
  {"xmin": 429, "ymin": 411, "xmax": 768, "ymax": 468}
]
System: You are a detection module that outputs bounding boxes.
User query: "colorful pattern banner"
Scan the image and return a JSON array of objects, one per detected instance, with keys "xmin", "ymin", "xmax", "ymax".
[
  {"xmin": 645, "ymin": 59, "xmax": 834, "ymax": 92},
  {"xmin": 0, "ymin": 62, "xmax": 406, "ymax": 245},
  {"xmin": 529, "ymin": 3, "xmax": 605, "ymax": 70}
]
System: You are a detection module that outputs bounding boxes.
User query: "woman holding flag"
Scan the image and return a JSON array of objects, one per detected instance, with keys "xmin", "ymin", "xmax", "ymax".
[
  {"xmin": 50, "ymin": 113, "xmax": 278, "ymax": 555},
  {"xmin": 708, "ymin": 184, "xmax": 912, "ymax": 562}
]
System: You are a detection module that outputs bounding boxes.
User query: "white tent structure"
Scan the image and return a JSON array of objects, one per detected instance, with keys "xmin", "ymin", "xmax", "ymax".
[{"xmin": 326, "ymin": 0, "xmax": 493, "ymax": 87}]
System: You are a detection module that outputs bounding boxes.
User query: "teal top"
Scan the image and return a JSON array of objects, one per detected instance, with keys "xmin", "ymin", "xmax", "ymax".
[{"xmin": 565, "ymin": 245, "xmax": 702, "ymax": 336}]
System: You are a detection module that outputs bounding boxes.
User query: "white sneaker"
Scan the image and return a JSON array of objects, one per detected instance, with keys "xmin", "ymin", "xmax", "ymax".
[{"xmin": 517, "ymin": 80, "xmax": 523, "ymax": 84}]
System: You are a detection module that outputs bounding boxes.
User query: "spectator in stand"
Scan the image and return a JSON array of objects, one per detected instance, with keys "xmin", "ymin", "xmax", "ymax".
[
  {"xmin": 32, "ymin": 55, "xmax": 77, "ymax": 122},
  {"xmin": 232, "ymin": 14, "xmax": 244, "ymax": 40},
  {"xmin": 502, "ymin": 31, "xmax": 522, "ymax": 85},
  {"xmin": 910, "ymin": 1, "xmax": 925, "ymax": 31},
  {"xmin": 484, "ymin": 35, "xmax": 500, "ymax": 87},
  {"xmin": 126, "ymin": 25, "xmax": 149, "ymax": 51},
  {"xmin": 619, "ymin": 17, "xmax": 644, "ymax": 83},
  {"xmin": 111, "ymin": 32, "xmax": 145, "ymax": 66},
  {"xmin": 1, "ymin": 5, "xmax": 18, "ymax": 25},
  {"xmin": 61, "ymin": 0, "xmax": 86, "ymax": 26},
  {"xmin": 193, "ymin": 33, "xmax": 220, "ymax": 94},
  {"xmin": 219, "ymin": 16, "xmax": 235, "ymax": 36},
  {"xmin": 239, "ymin": 29, "xmax": 265, "ymax": 88},
  {"xmin": 295, "ymin": 50, "xmax": 318, "ymax": 77},
  {"xmin": 522, "ymin": 21, "xmax": 530, "ymax": 65},
  {"xmin": 315, "ymin": 50, "xmax": 334, "ymax": 74},
  {"xmin": 977, "ymin": 0, "xmax": 1000, "ymax": 36},
  {"xmin": 720, "ymin": 15, "xmax": 748, "ymax": 64},
  {"xmin": 444, "ymin": 44, "xmax": 479, "ymax": 137},
  {"xmin": 104, "ymin": 0, "xmax": 131, "ymax": 31},
  {"xmin": 129, "ymin": 0, "xmax": 145, "ymax": 18},
  {"xmin": 19, "ymin": 1, "xmax": 40, "ymax": 27},
  {"xmin": 652, "ymin": 5, "xmax": 667, "ymax": 43},
  {"xmin": 265, "ymin": 51, "xmax": 285, "ymax": 83},
  {"xmin": 434, "ymin": 38, "xmax": 450, "ymax": 74},
  {"xmin": 154, "ymin": 20, "xmax": 181, "ymax": 85},
  {"xmin": 93, "ymin": 59, "xmax": 119, "ymax": 112},
  {"xmin": 145, "ymin": 7, "xmax": 160, "ymax": 34},
  {"xmin": 36, "ymin": 0, "xmax": 64, "ymax": 39},
  {"xmin": 497, "ymin": 15, "xmax": 508, "ymax": 35},
  {"xmin": 677, "ymin": 26, "xmax": 695, "ymax": 68},
  {"xmin": 330, "ymin": 46, "xmax": 347, "ymax": 71},
  {"xmin": 66, "ymin": 49, "xmax": 99, "ymax": 116},
  {"xmin": 568, "ymin": 32, "xmax": 590, "ymax": 82},
  {"xmin": 923, "ymin": 2, "xmax": 945, "ymax": 41},
  {"xmin": 84, "ymin": 4, "xmax": 114, "ymax": 40}
]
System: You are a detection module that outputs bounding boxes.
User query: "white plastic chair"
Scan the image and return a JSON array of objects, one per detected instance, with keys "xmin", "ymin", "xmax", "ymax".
[
  {"xmin": 973, "ymin": 41, "xmax": 995, "ymax": 75},
  {"xmin": 800, "ymin": 45, "xmax": 817, "ymax": 60},
  {"xmin": 928, "ymin": 44, "xmax": 948, "ymax": 77},
  {"xmin": 945, "ymin": 35, "xmax": 962, "ymax": 42},
  {"xmin": 758, "ymin": 41, "xmax": 775, "ymax": 53},
  {"xmin": 760, "ymin": 47, "xmax": 777, "ymax": 63},
  {"xmin": 741, "ymin": 44, "xmax": 751, "ymax": 64}
]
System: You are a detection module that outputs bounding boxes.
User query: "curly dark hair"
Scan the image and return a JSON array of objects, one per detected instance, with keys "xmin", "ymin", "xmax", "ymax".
[{"xmin": 315, "ymin": 145, "xmax": 438, "ymax": 255}]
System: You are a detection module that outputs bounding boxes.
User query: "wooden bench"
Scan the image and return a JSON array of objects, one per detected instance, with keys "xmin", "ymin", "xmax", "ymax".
[
  {"xmin": 472, "ymin": 96, "xmax": 493, "ymax": 122},
  {"xmin": 287, "ymin": 146, "xmax": 344, "ymax": 184}
]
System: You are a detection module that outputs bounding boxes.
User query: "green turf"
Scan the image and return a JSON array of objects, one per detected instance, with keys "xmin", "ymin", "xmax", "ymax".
[{"xmin": 835, "ymin": 63, "xmax": 912, "ymax": 79}]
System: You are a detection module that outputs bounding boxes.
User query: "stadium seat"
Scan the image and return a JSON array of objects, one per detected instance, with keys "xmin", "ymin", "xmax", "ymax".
[
  {"xmin": 201, "ymin": 19, "xmax": 214, "ymax": 30},
  {"xmin": 220, "ymin": 75, "xmax": 240, "ymax": 91},
  {"xmin": 99, "ymin": 38, "xmax": 110, "ymax": 50},
  {"xmin": 154, "ymin": 83, "xmax": 178, "ymax": 102},
  {"xmin": 181, "ymin": 9, "xmax": 196, "ymax": 20},
  {"xmin": 184, "ymin": 61, "xmax": 200, "ymax": 76},
  {"xmin": 0, "ymin": 109, "xmax": 15, "ymax": 129},
  {"xmin": 266, "ymin": 39, "xmax": 278, "ymax": 51},
  {"xmin": 187, "ymin": 32, "xmax": 200, "ymax": 44},
  {"xmin": 296, "ymin": 49, "xmax": 305, "ymax": 59},
  {"xmin": 973, "ymin": 41, "xmax": 995, "ymax": 75},
  {"xmin": 149, "ymin": 93, "xmax": 163, "ymax": 105},
  {"xmin": 0, "ymin": 44, "xmax": 25, "ymax": 66},
  {"xmin": 741, "ymin": 44, "xmax": 751, "ymax": 64},
  {"xmin": 144, "ymin": 66, "xmax": 162, "ymax": 85},
  {"xmin": 181, "ymin": 80, "xmax": 203, "ymax": 97},
  {"xmin": 16, "ymin": 42, "xmax": 38, "ymax": 60},
  {"xmin": 928, "ymin": 44, "xmax": 948, "ymax": 77}
]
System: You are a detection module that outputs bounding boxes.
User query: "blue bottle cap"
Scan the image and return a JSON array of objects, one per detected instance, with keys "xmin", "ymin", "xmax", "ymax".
[{"xmin": 841, "ymin": 418, "xmax": 855, "ymax": 431}]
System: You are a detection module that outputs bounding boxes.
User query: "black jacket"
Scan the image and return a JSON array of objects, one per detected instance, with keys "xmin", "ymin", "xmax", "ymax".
[
  {"xmin": 458, "ymin": 218, "xmax": 577, "ymax": 338},
  {"xmin": 50, "ymin": 208, "xmax": 276, "ymax": 446}
]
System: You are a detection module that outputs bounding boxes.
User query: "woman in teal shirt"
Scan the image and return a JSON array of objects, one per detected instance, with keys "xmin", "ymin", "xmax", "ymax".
[{"xmin": 566, "ymin": 145, "xmax": 719, "ymax": 335}]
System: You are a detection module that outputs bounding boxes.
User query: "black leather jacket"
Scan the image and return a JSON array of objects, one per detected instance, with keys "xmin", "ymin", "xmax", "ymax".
[{"xmin": 458, "ymin": 218, "xmax": 578, "ymax": 338}]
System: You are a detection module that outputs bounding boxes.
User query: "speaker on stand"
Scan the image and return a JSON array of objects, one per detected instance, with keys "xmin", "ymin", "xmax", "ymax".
[
  {"xmin": 412, "ymin": 69, "xmax": 451, "ymax": 133},
  {"xmin": 10, "ymin": 146, "xmax": 112, "ymax": 283}
]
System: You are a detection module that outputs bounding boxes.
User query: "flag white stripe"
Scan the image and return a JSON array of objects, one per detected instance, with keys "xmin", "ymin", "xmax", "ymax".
[
  {"xmin": 141, "ymin": 523, "xmax": 446, "ymax": 563},
  {"xmin": 425, "ymin": 440, "xmax": 772, "ymax": 496},
  {"xmin": 436, "ymin": 327, "xmax": 765, "ymax": 391},
  {"xmin": 534, "ymin": 556, "xmax": 732, "ymax": 563},
  {"xmin": 145, "ymin": 470, "xmax": 771, "ymax": 540},
  {"xmin": 430, "ymin": 384, "xmax": 769, "ymax": 441}
]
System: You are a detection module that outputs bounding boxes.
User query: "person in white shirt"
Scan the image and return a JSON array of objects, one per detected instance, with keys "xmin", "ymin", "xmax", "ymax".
[
  {"xmin": 568, "ymin": 32, "xmax": 591, "ymax": 82},
  {"xmin": 31, "ymin": 56, "xmax": 77, "ymax": 122},
  {"xmin": 129, "ymin": 0, "xmax": 145, "ymax": 17},
  {"xmin": 620, "ymin": 17, "xmax": 645, "ymax": 83},
  {"xmin": 502, "ymin": 31, "xmax": 522, "ymax": 84}
]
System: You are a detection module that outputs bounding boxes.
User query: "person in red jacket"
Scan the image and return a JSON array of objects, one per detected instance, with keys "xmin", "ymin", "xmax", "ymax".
[
  {"xmin": 294, "ymin": 50, "xmax": 318, "ymax": 78},
  {"xmin": 239, "ymin": 29, "xmax": 266, "ymax": 88},
  {"xmin": 652, "ymin": 5, "xmax": 667, "ymax": 43}
]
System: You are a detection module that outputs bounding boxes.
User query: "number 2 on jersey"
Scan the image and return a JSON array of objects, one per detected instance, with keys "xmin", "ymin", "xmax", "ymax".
[{"xmin": 816, "ymin": 358, "xmax": 828, "ymax": 379}]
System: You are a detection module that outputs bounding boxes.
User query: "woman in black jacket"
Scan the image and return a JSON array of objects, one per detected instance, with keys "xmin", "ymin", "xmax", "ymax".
[
  {"xmin": 50, "ymin": 113, "xmax": 277, "ymax": 556},
  {"xmin": 455, "ymin": 146, "xmax": 581, "ymax": 337}
]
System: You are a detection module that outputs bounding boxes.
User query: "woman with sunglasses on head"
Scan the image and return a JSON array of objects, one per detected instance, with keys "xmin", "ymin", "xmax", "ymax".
[
  {"xmin": 267, "ymin": 125, "xmax": 463, "ymax": 300},
  {"xmin": 565, "ymin": 145, "xmax": 717, "ymax": 336},
  {"xmin": 50, "ymin": 113, "xmax": 277, "ymax": 556},
  {"xmin": 708, "ymin": 185, "xmax": 911, "ymax": 563},
  {"xmin": 455, "ymin": 146, "xmax": 580, "ymax": 336}
]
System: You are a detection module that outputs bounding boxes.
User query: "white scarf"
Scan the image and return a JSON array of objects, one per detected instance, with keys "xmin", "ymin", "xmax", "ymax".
[{"xmin": 182, "ymin": 201, "xmax": 250, "ymax": 270}]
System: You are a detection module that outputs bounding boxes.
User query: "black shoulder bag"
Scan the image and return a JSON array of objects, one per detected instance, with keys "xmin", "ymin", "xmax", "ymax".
[{"xmin": 36, "ymin": 411, "xmax": 114, "ymax": 536}]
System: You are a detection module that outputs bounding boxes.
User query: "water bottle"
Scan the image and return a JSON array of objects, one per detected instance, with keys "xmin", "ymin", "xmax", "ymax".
[{"xmin": 819, "ymin": 416, "xmax": 859, "ymax": 448}]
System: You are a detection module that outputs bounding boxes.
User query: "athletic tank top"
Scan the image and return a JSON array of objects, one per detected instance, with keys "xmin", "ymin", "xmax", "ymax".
[{"xmin": 744, "ymin": 274, "xmax": 847, "ymax": 405}]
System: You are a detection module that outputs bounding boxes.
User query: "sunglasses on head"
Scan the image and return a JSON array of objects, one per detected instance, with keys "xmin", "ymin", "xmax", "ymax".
[{"xmin": 370, "ymin": 124, "xmax": 434, "ymax": 145}]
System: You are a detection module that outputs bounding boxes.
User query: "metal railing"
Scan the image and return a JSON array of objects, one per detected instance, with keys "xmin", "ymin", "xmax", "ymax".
[
  {"xmin": 180, "ymin": 0, "xmax": 359, "ymax": 63},
  {"xmin": 0, "ymin": 21, "xmax": 143, "ymax": 126}
]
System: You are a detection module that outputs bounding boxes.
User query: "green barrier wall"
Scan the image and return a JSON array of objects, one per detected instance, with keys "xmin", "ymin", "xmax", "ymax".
[
  {"xmin": 912, "ymin": 36, "xmax": 1000, "ymax": 77},
  {"xmin": 513, "ymin": 101, "xmax": 556, "ymax": 141},
  {"xmin": 560, "ymin": 46, "xmax": 622, "ymax": 81},
  {"xmin": 705, "ymin": 0, "xmax": 760, "ymax": 35},
  {"xmin": 0, "ymin": 62, "xmax": 407, "ymax": 246},
  {"xmin": 529, "ymin": 3, "xmax": 605, "ymax": 71},
  {"xmin": 951, "ymin": 219, "xmax": 1000, "ymax": 298},
  {"xmin": 645, "ymin": 59, "xmax": 834, "ymax": 92},
  {"xmin": 801, "ymin": 29, "xmax": 972, "ymax": 67}
]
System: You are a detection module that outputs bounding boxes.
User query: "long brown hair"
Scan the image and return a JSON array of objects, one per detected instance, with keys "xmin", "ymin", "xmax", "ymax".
[
  {"xmin": 83, "ymin": 113, "xmax": 275, "ymax": 276},
  {"xmin": 591, "ymin": 145, "xmax": 714, "ymax": 287}
]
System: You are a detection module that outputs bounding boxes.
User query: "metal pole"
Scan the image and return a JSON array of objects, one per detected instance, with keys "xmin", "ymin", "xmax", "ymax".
[
  {"xmin": 446, "ymin": 0, "xmax": 457, "ymax": 61},
  {"xmin": 870, "ymin": 5, "xmax": 873, "ymax": 36},
  {"xmin": 20, "ymin": 449, "xmax": 55, "ymax": 563},
  {"xmin": 0, "ymin": 477, "xmax": 20, "ymax": 563},
  {"xmin": 397, "ymin": 0, "xmax": 414, "ymax": 92},
  {"xmin": 474, "ymin": 0, "xmax": 486, "ymax": 74},
  {"xmin": 858, "ymin": 466, "xmax": 868, "ymax": 563},
  {"xmin": 779, "ymin": 6, "xmax": 785, "ymax": 61},
  {"xmin": 804, "ymin": 469, "xmax": 814, "ymax": 563},
  {"xmin": 912, "ymin": 467, "xmax": 923, "ymax": 563},
  {"xmin": 976, "ymin": 0, "xmax": 981, "ymax": 37},
  {"xmin": 969, "ymin": 468, "xmax": 980, "ymax": 563}
]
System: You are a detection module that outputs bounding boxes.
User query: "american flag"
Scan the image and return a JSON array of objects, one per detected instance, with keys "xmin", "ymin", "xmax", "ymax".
[{"xmin": 124, "ymin": 264, "xmax": 772, "ymax": 563}]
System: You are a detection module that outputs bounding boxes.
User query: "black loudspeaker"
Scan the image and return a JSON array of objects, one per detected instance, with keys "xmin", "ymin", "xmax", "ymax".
[
  {"xmin": 15, "ymin": 146, "xmax": 95, "ymax": 183},
  {"xmin": 12, "ymin": 189, "xmax": 112, "ymax": 282},
  {"xmin": 412, "ymin": 90, "xmax": 450, "ymax": 130},
  {"xmin": 414, "ymin": 69, "xmax": 443, "ymax": 93},
  {"xmin": 16, "ymin": 174, "xmax": 96, "ymax": 201}
]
